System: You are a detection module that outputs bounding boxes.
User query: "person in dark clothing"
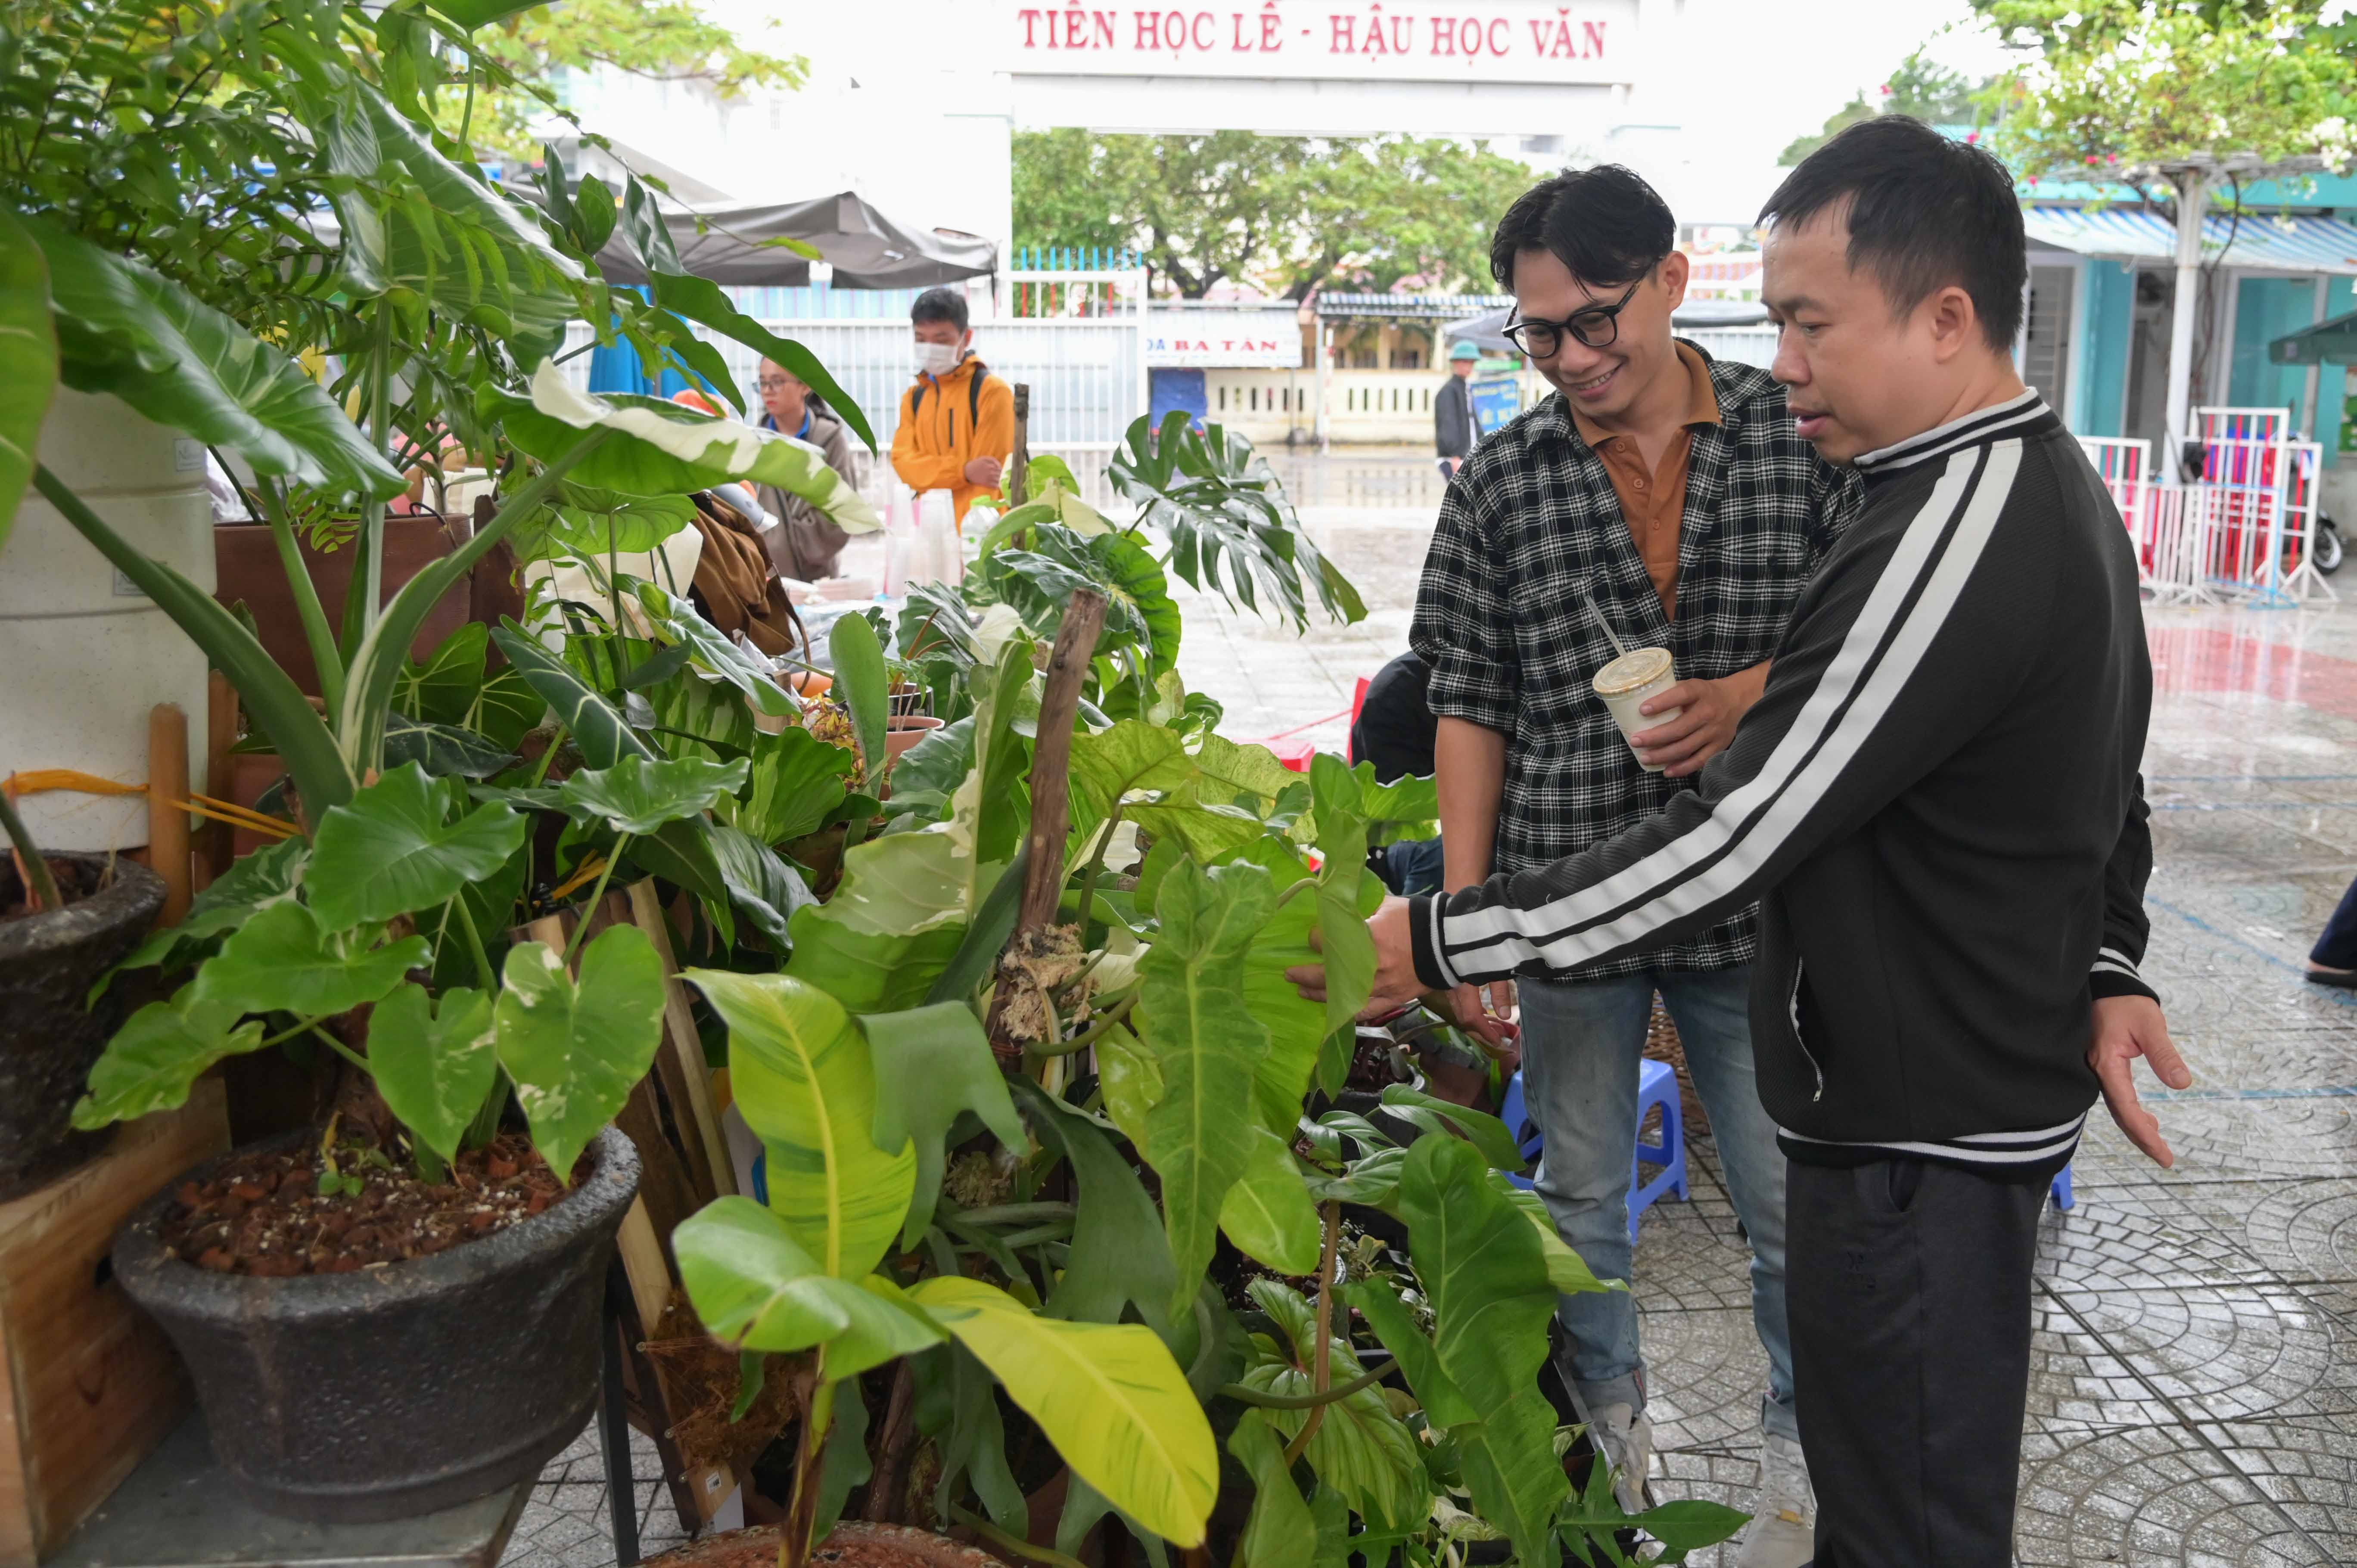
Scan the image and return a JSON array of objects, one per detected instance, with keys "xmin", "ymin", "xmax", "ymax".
[
  {"xmin": 1298, "ymin": 118, "xmax": 2192, "ymax": 1568},
  {"xmin": 1354, "ymin": 652, "xmax": 1446, "ymax": 897},
  {"xmin": 1435, "ymin": 339, "xmax": 1480, "ymax": 476},
  {"xmin": 2307, "ymin": 879, "xmax": 2357, "ymax": 985}
]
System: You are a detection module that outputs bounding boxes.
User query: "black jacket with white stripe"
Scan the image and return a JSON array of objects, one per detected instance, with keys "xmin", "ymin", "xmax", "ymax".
[{"xmin": 1408, "ymin": 392, "xmax": 2158, "ymax": 1172}]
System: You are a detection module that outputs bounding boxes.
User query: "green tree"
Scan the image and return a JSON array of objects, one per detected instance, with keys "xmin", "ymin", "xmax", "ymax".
[
  {"xmin": 1779, "ymin": 52, "xmax": 1989, "ymax": 165},
  {"xmin": 1973, "ymin": 0, "xmax": 2357, "ymax": 180},
  {"xmin": 438, "ymin": 0, "xmax": 805, "ymax": 158},
  {"xmin": 1011, "ymin": 130, "xmax": 1536, "ymax": 298}
]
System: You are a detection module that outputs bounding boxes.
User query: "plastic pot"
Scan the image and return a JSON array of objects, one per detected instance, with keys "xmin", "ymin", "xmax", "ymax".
[{"xmin": 110, "ymin": 1125, "xmax": 641, "ymax": 1523}]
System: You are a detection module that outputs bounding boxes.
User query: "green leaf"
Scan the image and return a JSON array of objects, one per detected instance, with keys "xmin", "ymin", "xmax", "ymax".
[
  {"xmin": 71, "ymin": 991, "xmax": 267, "ymax": 1130},
  {"xmin": 907, "ymin": 1275, "xmax": 1218, "ymax": 1549},
  {"xmin": 572, "ymin": 176, "xmax": 619, "ymax": 258},
  {"xmin": 548, "ymin": 488, "xmax": 698, "ymax": 559},
  {"xmin": 732, "ymin": 726, "xmax": 855, "ymax": 845},
  {"xmin": 191, "ymin": 901, "xmax": 428, "ymax": 1017},
  {"xmin": 29, "ymin": 218, "xmax": 402, "ymax": 500},
  {"xmin": 1226, "ymin": 838, "xmax": 1373, "ymax": 1136},
  {"xmin": 395, "ymin": 623, "xmax": 491, "ymax": 727},
  {"xmin": 645, "ymin": 270, "xmax": 875, "ymax": 451},
  {"xmin": 491, "ymin": 372, "xmax": 879, "ymax": 533},
  {"xmin": 105, "ymin": 836, "xmax": 307, "ymax": 987},
  {"xmin": 814, "ymin": 1372, "xmax": 871, "ymax": 1542},
  {"xmin": 1621, "ymin": 1498, "xmax": 1754, "ymax": 1556},
  {"xmin": 1395, "ymin": 1135, "xmax": 1568, "ymax": 1564},
  {"xmin": 1378, "ymin": 1084, "xmax": 1529, "ymax": 1176},
  {"xmin": 1239, "ymin": 1281, "xmax": 1428, "ymax": 1532},
  {"xmin": 708, "ymin": 820, "xmax": 817, "ymax": 945},
  {"xmin": 494, "ymin": 925, "xmax": 668, "ymax": 1177},
  {"xmin": 829, "ymin": 609, "xmax": 890, "ymax": 787},
  {"xmin": 424, "ymin": 1, "xmax": 544, "ymax": 34},
  {"xmin": 308, "ymin": 762, "xmax": 529, "ymax": 928},
  {"xmin": 491, "ymin": 622, "xmax": 652, "ymax": 766},
  {"xmin": 1228, "ymin": 1413, "xmax": 1316, "ymax": 1568},
  {"xmin": 1496, "ymin": 1181, "xmax": 1617, "ymax": 1297},
  {"xmin": 368, "ymin": 983, "xmax": 497, "ymax": 1166},
  {"xmin": 781, "ymin": 826, "xmax": 977, "ymax": 1012},
  {"xmin": 1012, "ymin": 1079, "xmax": 1180, "ymax": 1340},
  {"xmin": 681, "ymin": 970, "xmax": 916, "ymax": 1279},
  {"xmin": 921, "ymin": 850, "xmax": 1027, "ymax": 1009},
  {"xmin": 863, "ymin": 1003, "xmax": 1026, "ymax": 1247},
  {"xmin": 1217, "ymin": 1126, "xmax": 1322, "ymax": 1276},
  {"xmin": 0, "ymin": 206, "xmax": 59, "ymax": 554},
  {"xmin": 634, "ymin": 580, "xmax": 798, "ymax": 719},
  {"xmin": 1343, "ymin": 1276, "xmax": 1476, "ymax": 1430},
  {"xmin": 1309, "ymin": 754, "xmax": 1377, "ymax": 1037},
  {"xmin": 1136, "ymin": 857, "xmax": 1275, "ymax": 1318},
  {"xmin": 931, "ymin": 1343, "xmax": 1029, "ymax": 1535},
  {"xmin": 556, "ymin": 754, "xmax": 751, "ymax": 835},
  {"xmin": 674, "ymin": 1197, "xmax": 946, "ymax": 1378},
  {"xmin": 383, "ymin": 715, "xmax": 516, "ymax": 779}
]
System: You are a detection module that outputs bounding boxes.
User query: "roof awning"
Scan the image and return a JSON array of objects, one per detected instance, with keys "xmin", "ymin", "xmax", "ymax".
[
  {"xmin": 592, "ymin": 191, "xmax": 997, "ymax": 290},
  {"xmin": 1315, "ymin": 292, "xmax": 1513, "ymax": 320},
  {"xmin": 2021, "ymin": 206, "xmax": 2357, "ymax": 275},
  {"xmin": 2271, "ymin": 309, "xmax": 2357, "ymax": 364}
]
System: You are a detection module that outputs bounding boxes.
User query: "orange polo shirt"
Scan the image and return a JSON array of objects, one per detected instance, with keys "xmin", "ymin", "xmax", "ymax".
[{"xmin": 1570, "ymin": 342, "xmax": 1723, "ymax": 621}]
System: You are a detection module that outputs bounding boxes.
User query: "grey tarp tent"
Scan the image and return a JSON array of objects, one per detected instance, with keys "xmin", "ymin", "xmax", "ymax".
[{"xmin": 593, "ymin": 191, "xmax": 996, "ymax": 289}]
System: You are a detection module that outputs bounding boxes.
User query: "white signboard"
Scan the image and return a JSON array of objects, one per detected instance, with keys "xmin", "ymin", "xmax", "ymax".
[
  {"xmin": 1147, "ymin": 312, "xmax": 1302, "ymax": 369},
  {"xmin": 1008, "ymin": 1, "xmax": 1627, "ymax": 86}
]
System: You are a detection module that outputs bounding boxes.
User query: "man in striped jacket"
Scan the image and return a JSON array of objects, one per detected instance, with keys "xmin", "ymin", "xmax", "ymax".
[{"xmin": 1301, "ymin": 118, "xmax": 2192, "ymax": 1566}]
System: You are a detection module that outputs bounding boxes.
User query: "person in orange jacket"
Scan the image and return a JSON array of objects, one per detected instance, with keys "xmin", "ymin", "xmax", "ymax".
[{"xmin": 891, "ymin": 286, "xmax": 1014, "ymax": 523}]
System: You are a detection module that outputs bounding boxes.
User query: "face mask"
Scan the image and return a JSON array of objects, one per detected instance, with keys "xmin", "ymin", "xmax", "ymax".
[{"xmin": 915, "ymin": 341, "xmax": 960, "ymax": 376}]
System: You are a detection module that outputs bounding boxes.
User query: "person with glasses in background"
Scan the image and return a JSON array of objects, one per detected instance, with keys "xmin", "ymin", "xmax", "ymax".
[
  {"xmin": 1404, "ymin": 165, "xmax": 1859, "ymax": 1568},
  {"xmin": 754, "ymin": 357, "xmax": 861, "ymax": 582}
]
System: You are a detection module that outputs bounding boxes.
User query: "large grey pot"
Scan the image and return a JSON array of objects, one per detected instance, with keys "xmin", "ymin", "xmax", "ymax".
[
  {"xmin": 0, "ymin": 853, "xmax": 166, "ymax": 1200},
  {"xmin": 111, "ymin": 1124, "xmax": 642, "ymax": 1523}
]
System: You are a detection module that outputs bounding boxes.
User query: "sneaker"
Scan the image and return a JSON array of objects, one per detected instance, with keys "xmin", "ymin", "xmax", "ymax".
[
  {"xmin": 1590, "ymin": 1402, "xmax": 1654, "ymax": 1515},
  {"xmin": 1735, "ymin": 1431, "xmax": 1816, "ymax": 1568}
]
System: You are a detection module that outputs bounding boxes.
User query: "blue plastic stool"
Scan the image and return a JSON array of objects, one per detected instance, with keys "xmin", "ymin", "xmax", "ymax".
[
  {"xmin": 1496, "ymin": 1060, "xmax": 1689, "ymax": 1244},
  {"xmin": 2049, "ymin": 1161, "xmax": 2074, "ymax": 1211}
]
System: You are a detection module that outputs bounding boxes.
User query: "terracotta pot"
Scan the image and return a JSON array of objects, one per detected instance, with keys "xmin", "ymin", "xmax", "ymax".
[
  {"xmin": 211, "ymin": 513, "xmax": 477, "ymax": 697},
  {"xmin": 643, "ymin": 1522, "xmax": 1000, "ymax": 1568},
  {"xmin": 111, "ymin": 1127, "xmax": 641, "ymax": 1523},
  {"xmin": 884, "ymin": 714, "xmax": 945, "ymax": 763}
]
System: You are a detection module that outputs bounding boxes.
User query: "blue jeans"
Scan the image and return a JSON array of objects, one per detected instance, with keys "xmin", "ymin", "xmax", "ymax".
[{"xmin": 1517, "ymin": 966, "xmax": 1797, "ymax": 1443}]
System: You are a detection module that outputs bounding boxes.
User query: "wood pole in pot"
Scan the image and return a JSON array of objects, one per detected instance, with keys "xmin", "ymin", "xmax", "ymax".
[{"xmin": 1009, "ymin": 383, "xmax": 1031, "ymax": 508}]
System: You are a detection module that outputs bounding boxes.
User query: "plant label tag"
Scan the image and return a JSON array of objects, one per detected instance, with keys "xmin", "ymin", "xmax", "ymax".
[
  {"xmin": 174, "ymin": 438, "xmax": 206, "ymax": 473},
  {"xmin": 112, "ymin": 568, "xmax": 148, "ymax": 600}
]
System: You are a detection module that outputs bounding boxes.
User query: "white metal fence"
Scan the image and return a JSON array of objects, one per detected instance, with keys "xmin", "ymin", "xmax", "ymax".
[{"xmin": 2080, "ymin": 416, "xmax": 2335, "ymax": 608}]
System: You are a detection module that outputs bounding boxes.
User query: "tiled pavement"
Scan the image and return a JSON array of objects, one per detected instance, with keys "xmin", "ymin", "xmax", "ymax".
[{"xmin": 514, "ymin": 450, "xmax": 2357, "ymax": 1564}]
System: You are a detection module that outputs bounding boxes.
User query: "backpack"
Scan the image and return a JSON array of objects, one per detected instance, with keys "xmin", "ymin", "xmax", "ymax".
[{"xmin": 909, "ymin": 367, "xmax": 988, "ymax": 435}]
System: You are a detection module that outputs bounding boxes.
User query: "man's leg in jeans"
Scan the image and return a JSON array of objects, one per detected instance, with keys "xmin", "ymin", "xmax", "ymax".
[
  {"xmin": 1786, "ymin": 1158, "xmax": 2045, "ymax": 1568},
  {"xmin": 1653, "ymin": 969, "xmax": 1796, "ymax": 1444},
  {"xmin": 1514, "ymin": 975, "xmax": 1652, "ymax": 1420}
]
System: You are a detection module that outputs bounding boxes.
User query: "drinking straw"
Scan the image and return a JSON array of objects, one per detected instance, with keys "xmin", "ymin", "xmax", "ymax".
[{"xmin": 1580, "ymin": 588, "xmax": 1629, "ymax": 658}]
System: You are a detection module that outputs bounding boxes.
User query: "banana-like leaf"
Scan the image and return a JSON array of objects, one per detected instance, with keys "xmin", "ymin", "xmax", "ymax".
[
  {"xmin": 828, "ymin": 610, "xmax": 889, "ymax": 787},
  {"xmin": 1227, "ymin": 1414, "xmax": 1317, "ymax": 1568},
  {"xmin": 1394, "ymin": 1135, "xmax": 1569, "ymax": 1564},
  {"xmin": 1011, "ymin": 1079, "xmax": 1180, "ymax": 1340},
  {"xmin": 907, "ymin": 1275, "xmax": 1218, "ymax": 1549},
  {"xmin": 863, "ymin": 1003, "xmax": 1026, "ymax": 1247},
  {"xmin": 1135, "ymin": 857, "xmax": 1276, "ymax": 1319},
  {"xmin": 0, "ymin": 206, "xmax": 58, "ymax": 555},
  {"xmin": 494, "ymin": 366, "xmax": 879, "ymax": 532},
  {"xmin": 556, "ymin": 755, "xmax": 751, "ymax": 835},
  {"xmin": 781, "ymin": 825, "xmax": 977, "ymax": 1013},
  {"xmin": 190, "ymin": 902, "xmax": 429, "ymax": 1018},
  {"xmin": 307, "ymin": 763, "xmax": 529, "ymax": 929},
  {"xmin": 674, "ymin": 1197, "xmax": 945, "ymax": 1379},
  {"xmin": 369, "ymin": 983, "xmax": 497, "ymax": 1165},
  {"xmin": 70, "ymin": 991, "xmax": 268, "ymax": 1130},
  {"xmin": 681, "ymin": 970, "xmax": 915, "ymax": 1280},
  {"xmin": 1240, "ymin": 1280, "xmax": 1428, "ymax": 1532},
  {"xmin": 494, "ymin": 925, "xmax": 668, "ymax": 1177},
  {"xmin": 1217, "ymin": 1125, "xmax": 1322, "ymax": 1276},
  {"xmin": 29, "ymin": 218, "xmax": 402, "ymax": 500},
  {"xmin": 646, "ymin": 270, "xmax": 875, "ymax": 451}
]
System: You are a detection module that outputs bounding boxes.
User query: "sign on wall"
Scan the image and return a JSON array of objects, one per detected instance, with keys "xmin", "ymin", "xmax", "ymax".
[
  {"xmin": 1009, "ymin": 1, "xmax": 1628, "ymax": 85},
  {"xmin": 1146, "ymin": 312, "xmax": 1303, "ymax": 369}
]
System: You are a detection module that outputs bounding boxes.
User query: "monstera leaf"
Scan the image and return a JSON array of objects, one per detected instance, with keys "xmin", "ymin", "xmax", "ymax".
[
  {"xmin": 71, "ymin": 992, "xmax": 268, "ymax": 1130},
  {"xmin": 368, "ymin": 984, "xmax": 498, "ymax": 1166},
  {"xmin": 907, "ymin": 1275, "xmax": 1218, "ymax": 1550},
  {"xmin": 306, "ymin": 763, "xmax": 528, "ymax": 929},
  {"xmin": 1135, "ymin": 857, "xmax": 1276, "ymax": 1318},
  {"xmin": 681, "ymin": 970, "xmax": 915, "ymax": 1281},
  {"xmin": 674, "ymin": 1197, "xmax": 945, "ymax": 1379},
  {"xmin": 493, "ymin": 925, "xmax": 667, "ymax": 1176}
]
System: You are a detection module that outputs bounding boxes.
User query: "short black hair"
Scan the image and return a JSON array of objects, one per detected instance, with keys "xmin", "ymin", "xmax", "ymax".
[
  {"xmin": 911, "ymin": 286, "xmax": 969, "ymax": 332},
  {"xmin": 1759, "ymin": 116, "xmax": 2025, "ymax": 351},
  {"xmin": 1488, "ymin": 165, "xmax": 1676, "ymax": 291}
]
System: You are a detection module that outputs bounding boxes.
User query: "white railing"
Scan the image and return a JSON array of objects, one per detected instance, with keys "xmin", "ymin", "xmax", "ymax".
[{"xmin": 2084, "ymin": 415, "xmax": 2336, "ymax": 608}]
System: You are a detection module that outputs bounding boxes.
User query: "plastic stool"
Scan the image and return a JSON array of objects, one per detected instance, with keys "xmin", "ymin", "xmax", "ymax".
[
  {"xmin": 1270, "ymin": 738, "xmax": 1316, "ymax": 773},
  {"xmin": 2049, "ymin": 1161, "xmax": 2074, "ymax": 1211},
  {"xmin": 1494, "ymin": 1061, "xmax": 1689, "ymax": 1243}
]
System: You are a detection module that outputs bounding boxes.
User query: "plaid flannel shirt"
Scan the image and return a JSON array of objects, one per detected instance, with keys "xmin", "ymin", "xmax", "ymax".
[{"xmin": 1410, "ymin": 347, "xmax": 1863, "ymax": 980}]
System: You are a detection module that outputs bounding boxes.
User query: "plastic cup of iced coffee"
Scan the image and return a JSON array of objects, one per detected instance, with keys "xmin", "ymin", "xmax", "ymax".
[{"xmin": 1593, "ymin": 647, "xmax": 1682, "ymax": 773}]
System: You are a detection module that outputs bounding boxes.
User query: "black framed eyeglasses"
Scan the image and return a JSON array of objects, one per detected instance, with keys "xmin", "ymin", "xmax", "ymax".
[{"xmin": 1502, "ymin": 275, "xmax": 1648, "ymax": 359}]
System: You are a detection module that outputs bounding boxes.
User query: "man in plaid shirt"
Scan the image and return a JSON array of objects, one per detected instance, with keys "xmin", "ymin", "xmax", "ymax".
[{"xmin": 1412, "ymin": 166, "xmax": 1858, "ymax": 1568}]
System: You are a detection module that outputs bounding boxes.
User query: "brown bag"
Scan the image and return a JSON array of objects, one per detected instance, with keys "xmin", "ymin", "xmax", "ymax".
[{"xmin": 687, "ymin": 492, "xmax": 807, "ymax": 660}]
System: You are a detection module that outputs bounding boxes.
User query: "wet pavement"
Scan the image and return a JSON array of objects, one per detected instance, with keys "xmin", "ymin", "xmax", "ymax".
[{"xmin": 513, "ymin": 448, "xmax": 2357, "ymax": 1565}]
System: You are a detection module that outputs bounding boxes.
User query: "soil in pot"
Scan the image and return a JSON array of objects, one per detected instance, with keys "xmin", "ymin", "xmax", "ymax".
[
  {"xmin": 643, "ymin": 1522, "xmax": 999, "ymax": 1568},
  {"xmin": 161, "ymin": 1130, "xmax": 588, "ymax": 1276},
  {"xmin": 0, "ymin": 852, "xmax": 166, "ymax": 1200}
]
